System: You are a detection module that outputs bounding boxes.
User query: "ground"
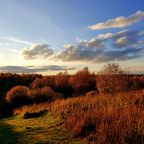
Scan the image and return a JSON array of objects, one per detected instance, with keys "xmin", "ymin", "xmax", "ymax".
[{"xmin": 0, "ymin": 113, "xmax": 85, "ymax": 144}]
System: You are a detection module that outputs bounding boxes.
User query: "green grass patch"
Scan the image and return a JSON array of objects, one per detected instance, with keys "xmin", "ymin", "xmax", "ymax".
[{"xmin": 0, "ymin": 113, "xmax": 85, "ymax": 144}]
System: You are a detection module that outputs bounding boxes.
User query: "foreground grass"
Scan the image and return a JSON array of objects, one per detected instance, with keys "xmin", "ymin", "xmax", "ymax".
[
  {"xmin": 0, "ymin": 113, "xmax": 84, "ymax": 144},
  {"xmin": 50, "ymin": 90, "xmax": 144, "ymax": 143},
  {"xmin": 3, "ymin": 90, "xmax": 144, "ymax": 143}
]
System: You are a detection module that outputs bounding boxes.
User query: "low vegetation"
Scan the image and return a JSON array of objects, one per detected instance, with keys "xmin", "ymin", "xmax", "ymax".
[
  {"xmin": 0, "ymin": 63, "xmax": 144, "ymax": 143},
  {"xmin": 0, "ymin": 113, "xmax": 84, "ymax": 144},
  {"xmin": 50, "ymin": 91, "xmax": 144, "ymax": 143},
  {"xmin": 14, "ymin": 90, "xmax": 144, "ymax": 143},
  {"xmin": 6, "ymin": 86, "xmax": 31, "ymax": 108}
]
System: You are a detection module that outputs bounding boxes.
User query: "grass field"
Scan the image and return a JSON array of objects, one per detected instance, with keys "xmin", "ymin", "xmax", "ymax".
[
  {"xmin": 0, "ymin": 90, "xmax": 144, "ymax": 144},
  {"xmin": 0, "ymin": 113, "xmax": 85, "ymax": 144}
]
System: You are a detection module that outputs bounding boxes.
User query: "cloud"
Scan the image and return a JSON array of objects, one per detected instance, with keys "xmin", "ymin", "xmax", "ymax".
[
  {"xmin": 0, "ymin": 37, "xmax": 34, "ymax": 45},
  {"xmin": 111, "ymin": 30, "xmax": 143, "ymax": 48},
  {"xmin": 19, "ymin": 30, "xmax": 144, "ymax": 63},
  {"xmin": 96, "ymin": 33, "xmax": 113, "ymax": 39},
  {"xmin": 0, "ymin": 65, "xmax": 75, "ymax": 73},
  {"xmin": 55, "ymin": 30, "xmax": 144, "ymax": 63},
  {"xmin": 56, "ymin": 45, "xmax": 143, "ymax": 63},
  {"xmin": 89, "ymin": 11, "xmax": 144, "ymax": 30},
  {"xmin": 22, "ymin": 44, "xmax": 54, "ymax": 60},
  {"xmin": 94, "ymin": 48, "xmax": 143, "ymax": 62}
]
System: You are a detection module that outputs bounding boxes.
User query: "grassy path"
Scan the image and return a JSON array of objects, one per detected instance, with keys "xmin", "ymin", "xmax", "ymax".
[{"xmin": 0, "ymin": 113, "xmax": 85, "ymax": 144}]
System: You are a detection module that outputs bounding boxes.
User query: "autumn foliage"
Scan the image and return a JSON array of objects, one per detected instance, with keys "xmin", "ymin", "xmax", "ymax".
[
  {"xmin": 0, "ymin": 63, "xmax": 144, "ymax": 125},
  {"xmin": 96, "ymin": 63, "xmax": 128, "ymax": 93},
  {"xmin": 1, "ymin": 63, "xmax": 143, "ymax": 143},
  {"xmin": 30, "ymin": 86, "xmax": 62, "ymax": 103},
  {"xmin": 6, "ymin": 86, "xmax": 31, "ymax": 108},
  {"xmin": 69, "ymin": 67, "xmax": 96, "ymax": 94}
]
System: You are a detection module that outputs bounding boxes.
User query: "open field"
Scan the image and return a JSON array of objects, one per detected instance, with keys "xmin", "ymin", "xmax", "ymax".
[{"xmin": 11, "ymin": 90, "xmax": 144, "ymax": 144}]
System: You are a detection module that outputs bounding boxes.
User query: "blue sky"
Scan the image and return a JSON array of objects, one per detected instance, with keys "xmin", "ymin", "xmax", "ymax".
[{"xmin": 0, "ymin": 0, "xmax": 144, "ymax": 74}]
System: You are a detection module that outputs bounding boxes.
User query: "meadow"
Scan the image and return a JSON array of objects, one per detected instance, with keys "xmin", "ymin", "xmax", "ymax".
[
  {"xmin": 0, "ymin": 63, "xmax": 144, "ymax": 143},
  {"xmin": 13, "ymin": 90, "xmax": 144, "ymax": 144}
]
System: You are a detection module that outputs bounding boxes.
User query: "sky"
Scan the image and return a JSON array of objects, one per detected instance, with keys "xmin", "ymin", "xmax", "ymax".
[{"xmin": 0, "ymin": 0, "xmax": 144, "ymax": 74}]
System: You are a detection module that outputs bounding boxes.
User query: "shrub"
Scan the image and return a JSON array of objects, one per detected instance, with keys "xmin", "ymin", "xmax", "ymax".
[
  {"xmin": 5, "ymin": 86, "xmax": 31, "ymax": 108},
  {"xmin": 69, "ymin": 67, "xmax": 96, "ymax": 94},
  {"xmin": 30, "ymin": 87, "xmax": 62, "ymax": 103},
  {"xmin": 31, "ymin": 76, "xmax": 55, "ymax": 89},
  {"xmin": 54, "ymin": 72, "xmax": 73, "ymax": 97},
  {"xmin": 129, "ymin": 76, "xmax": 144, "ymax": 90},
  {"xmin": 96, "ymin": 63, "xmax": 128, "ymax": 93}
]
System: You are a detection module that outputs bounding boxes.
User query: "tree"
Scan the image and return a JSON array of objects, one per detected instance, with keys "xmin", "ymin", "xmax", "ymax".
[
  {"xmin": 54, "ymin": 72, "xmax": 73, "ymax": 97},
  {"xmin": 69, "ymin": 67, "xmax": 96, "ymax": 94},
  {"xmin": 96, "ymin": 63, "xmax": 128, "ymax": 93}
]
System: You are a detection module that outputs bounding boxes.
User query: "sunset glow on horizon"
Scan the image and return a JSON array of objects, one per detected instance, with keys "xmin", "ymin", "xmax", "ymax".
[{"xmin": 0, "ymin": 0, "xmax": 144, "ymax": 74}]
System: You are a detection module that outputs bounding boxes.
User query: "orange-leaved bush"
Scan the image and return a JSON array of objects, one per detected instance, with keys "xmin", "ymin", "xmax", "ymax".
[
  {"xmin": 5, "ymin": 86, "xmax": 31, "ymax": 108},
  {"xmin": 30, "ymin": 86, "xmax": 62, "ymax": 103},
  {"xmin": 31, "ymin": 77, "xmax": 55, "ymax": 89},
  {"xmin": 69, "ymin": 67, "xmax": 96, "ymax": 94},
  {"xmin": 96, "ymin": 63, "xmax": 128, "ymax": 93}
]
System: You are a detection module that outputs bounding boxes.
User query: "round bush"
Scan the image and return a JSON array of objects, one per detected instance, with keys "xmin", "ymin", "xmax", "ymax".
[
  {"xmin": 6, "ymin": 86, "xmax": 31, "ymax": 108},
  {"xmin": 30, "ymin": 86, "xmax": 62, "ymax": 103}
]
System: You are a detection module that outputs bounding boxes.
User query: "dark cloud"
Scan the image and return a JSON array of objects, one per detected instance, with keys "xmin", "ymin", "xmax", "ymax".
[
  {"xmin": 111, "ymin": 30, "xmax": 142, "ymax": 48},
  {"xmin": 22, "ymin": 44, "xmax": 53, "ymax": 60},
  {"xmin": 56, "ymin": 46, "xmax": 143, "ymax": 63},
  {"xmin": 55, "ymin": 30, "xmax": 144, "ymax": 63},
  {"xmin": 0, "ymin": 65, "xmax": 75, "ymax": 73},
  {"xmin": 94, "ymin": 48, "xmax": 143, "ymax": 62}
]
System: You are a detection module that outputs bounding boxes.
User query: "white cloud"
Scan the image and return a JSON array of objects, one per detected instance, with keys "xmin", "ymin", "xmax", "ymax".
[
  {"xmin": 22, "ymin": 44, "xmax": 54, "ymax": 60},
  {"xmin": 96, "ymin": 33, "xmax": 113, "ymax": 39},
  {"xmin": 0, "ymin": 37, "xmax": 34, "ymax": 45},
  {"xmin": 89, "ymin": 11, "xmax": 144, "ymax": 30}
]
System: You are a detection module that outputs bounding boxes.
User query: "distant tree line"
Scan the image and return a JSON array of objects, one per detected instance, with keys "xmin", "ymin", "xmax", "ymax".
[{"xmin": 0, "ymin": 63, "xmax": 144, "ymax": 117}]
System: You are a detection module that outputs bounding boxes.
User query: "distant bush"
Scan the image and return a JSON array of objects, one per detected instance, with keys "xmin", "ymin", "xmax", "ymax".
[
  {"xmin": 96, "ymin": 63, "xmax": 128, "ymax": 93},
  {"xmin": 5, "ymin": 86, "xmax": 31, "ymax": 108},
  {"xmin": 54, "ymin": 72, "xmax": 73, "ymax": 97},
  {"xmin": 69, "ymin": 67, "xmax": 96, "ymax": 94},
  {"xmin": 0, "ymin": 73, "xmax": 41, "ymax": 97},
  {"xmin": 30, "ymin": 87, "xmax": 62, "ymax": 103},
  {"xmin": 31, "ymin": 76, "xmax": 55, "ymax": 89},
  {"xmin": 129, "ymin": 76, "xmax": 144, "ymax": 90}
]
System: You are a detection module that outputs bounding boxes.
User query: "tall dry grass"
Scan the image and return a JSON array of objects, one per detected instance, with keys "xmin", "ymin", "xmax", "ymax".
[
  {"xmin": 14, "ymin": 90, "xmax": 144, "ymax": 143},
  {"xmin": 50, "ymin": 90, "xmax": 144, "ymax": 143}
]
